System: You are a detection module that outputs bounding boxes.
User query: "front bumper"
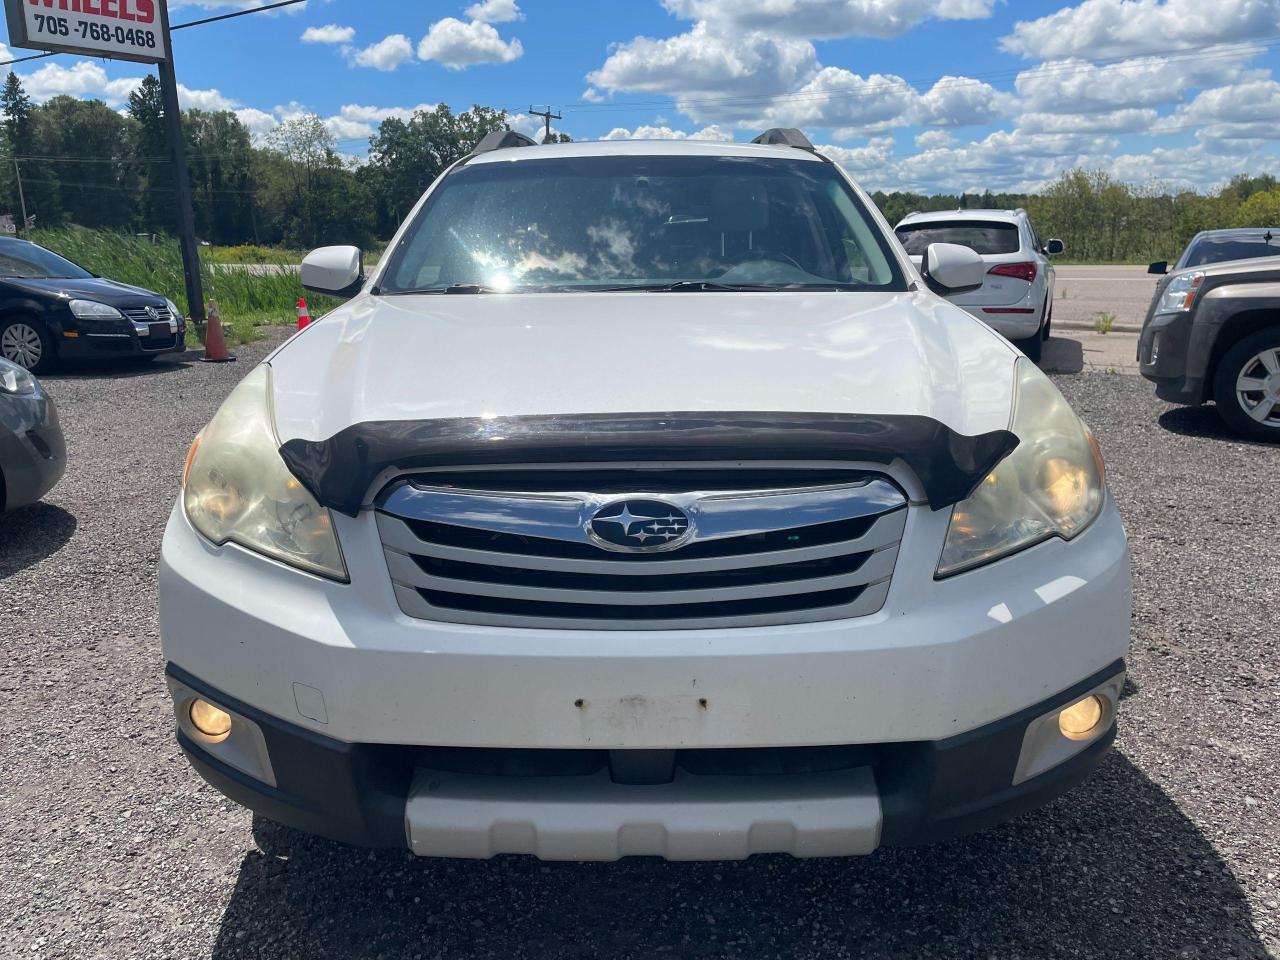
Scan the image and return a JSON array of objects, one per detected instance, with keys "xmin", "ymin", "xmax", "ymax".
[
  {"xmin": 0, "ymin": 386, "xmax": 65, "ymax": 510},
  {"xmin": 170, "ymin": 659, "xmax": 1124, "ymax": 857},
  {"xmin": 1138, "ymin": 311, "xmax": 1204, "ymax": 403},
  {"xmin": 57, "ymin": 314, "xmax": 187, "ymax": 360},
  {"xmin": 160, "ymin": 490, "xmax": 1131, "ymax": 858}
]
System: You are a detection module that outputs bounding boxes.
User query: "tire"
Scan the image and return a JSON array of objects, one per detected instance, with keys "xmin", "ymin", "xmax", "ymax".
[
  {"xmin": 0, "ymin": 316, "xmax": 55, "ymax": 374},
  {"xmin": 1013, "ymin": 330, "xmax": 1043, "ymax": 362},
  {"xmin": 1042, "ymin": 300, "xmax": 1053, "ymax": 341},
  {"xmin": 1212, "ymin": 325, "xmax": 1280, "ymax": 441}
]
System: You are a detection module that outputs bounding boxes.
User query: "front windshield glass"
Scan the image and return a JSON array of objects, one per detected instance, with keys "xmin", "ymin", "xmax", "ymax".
[
  {"xmin": 0, "ymin": 238, "xmax": 93, "ymax": 280},
  {"xmin": 380, "ymin": 155, "xmax": 904, "ymax": 293},
  {"xmin": 1181, "ymin": 235, "xmax": 1280, "ymax": 268}
]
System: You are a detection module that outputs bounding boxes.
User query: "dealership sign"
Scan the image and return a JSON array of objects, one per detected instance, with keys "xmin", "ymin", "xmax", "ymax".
[{"xmin": 5, "ymin": 0, "xmax": 170, "ymax": 63}]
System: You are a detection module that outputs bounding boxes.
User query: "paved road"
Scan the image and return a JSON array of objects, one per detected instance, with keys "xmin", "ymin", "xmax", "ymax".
[
  {"xmin": 1053, "ymin": 264, "xmax": 1156, "ymax": 330},
  {"xmin": 2, "ymin": 323, "xmax": 1277, "ymax": 959}
]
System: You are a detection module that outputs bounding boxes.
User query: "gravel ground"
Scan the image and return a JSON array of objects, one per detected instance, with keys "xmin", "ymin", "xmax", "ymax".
[{"xmin": 1, "ymin": 332, "xmax": 1277, "ymax": 960}]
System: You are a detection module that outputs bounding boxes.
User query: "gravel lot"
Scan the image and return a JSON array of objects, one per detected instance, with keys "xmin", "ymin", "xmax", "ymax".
[{"xmin": 1, "ymin": 328, "xmax": 1277, "ymax": 960}]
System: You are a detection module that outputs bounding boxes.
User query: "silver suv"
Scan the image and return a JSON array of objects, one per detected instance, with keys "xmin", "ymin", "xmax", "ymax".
[{"xmin": 896, "ymin": 208, "xmax": 1063, "ymax": 362}]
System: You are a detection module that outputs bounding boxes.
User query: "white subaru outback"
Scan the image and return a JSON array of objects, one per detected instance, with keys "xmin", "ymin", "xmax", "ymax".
[{"xmin": 160, "ymin": 129, "xmax": 1131, "ymax": 861}]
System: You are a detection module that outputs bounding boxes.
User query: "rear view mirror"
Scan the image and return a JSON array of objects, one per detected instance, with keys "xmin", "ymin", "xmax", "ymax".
[
  {"xmin": 920, "ymin": 242, "xmax": 985, "ymax": 296},
  {"xmin": 301, "ymin": 245, "xmax": 364, "ymax": 298},
  {"xmin": 1045, "ymin": 238, "xmax": 1065, "ymax": 256},
  {"xmin": 1147, "ymin": 261, "xmax": 1169, "ymax": 275}
]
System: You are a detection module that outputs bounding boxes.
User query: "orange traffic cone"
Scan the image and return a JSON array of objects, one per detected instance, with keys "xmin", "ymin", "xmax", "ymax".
[
  {"xmin": 200, "ymin": 299, "xmax": 236, "ymax": 363},
  {"xmin": 297, "ymin": 297, "xmax": 312, "ymax": 330}
]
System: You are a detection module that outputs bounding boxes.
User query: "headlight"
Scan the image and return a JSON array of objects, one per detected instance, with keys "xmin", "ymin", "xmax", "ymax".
[
  {"xmin": 938, "ymin": 358, "xmax": 1105, "ymax": 577},
  {"xmin": 0, "ymin": 358, "xmax": 36, "ymax": 395},
  {"xmin": 69, "ymin": 299, "xmax": 124, "ymax": 320},
  {"xmin": 1157, "ymin": 271, "xmax": 1204, "ymax": 313},
  {"xmin": 165, "ymin": 298, "xmax": 183, "ymax": 320},
  {"xmin": 182, "ymin": 364, "xmax": 347, "ymax": 580}
]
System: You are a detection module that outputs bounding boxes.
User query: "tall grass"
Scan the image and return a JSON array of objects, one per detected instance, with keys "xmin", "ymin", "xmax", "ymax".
[{"xmin": 28, "ymin": 226, "xmax": 343, "ymax": 344}]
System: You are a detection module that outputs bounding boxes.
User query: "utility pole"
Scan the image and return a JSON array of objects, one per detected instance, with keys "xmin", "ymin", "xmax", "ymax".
[
  {"xmin": 529, "ymin": 105, "xmax": 561, "ymax": 144},
  {"xmin": 13, "ymin": 158, "xmax": 27, "ymax": 236},
  {"xmin": 156, "ymin": 5, "xmax": 206, "ymax": 328}
]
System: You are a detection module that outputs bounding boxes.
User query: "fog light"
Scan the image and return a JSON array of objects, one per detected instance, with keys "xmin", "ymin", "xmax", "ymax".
[
  {"xmin": 1058, "ymin": 694, "xmax": 1104, "ymax": 740},
  {"xmin": 189, "ymin": 698, "xmax": 232, "ymax": 740}
]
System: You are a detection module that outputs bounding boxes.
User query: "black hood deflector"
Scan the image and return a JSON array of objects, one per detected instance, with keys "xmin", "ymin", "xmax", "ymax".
[{"xmin": 279, "ymin": 412, "xmax": 1018, "ymax": 517}]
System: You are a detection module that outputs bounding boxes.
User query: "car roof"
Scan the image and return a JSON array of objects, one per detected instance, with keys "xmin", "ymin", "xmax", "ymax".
[
  {"xmin": 1189, "ymin": 228, "xmax": 1280, "ymax": 241},
  {"xmin": 465, "ymin": 138, "xmax": 825, "ymax": 165},
  {"xmin": 896, "ymin": 209, "xmax": 1024, "ymax": 225}
]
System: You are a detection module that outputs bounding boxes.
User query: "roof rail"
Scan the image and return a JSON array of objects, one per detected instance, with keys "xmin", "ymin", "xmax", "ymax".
[
  {"xmin": 472, "ymin": 129, "xmax": 538, "ymax": 155},
  {"xmin": 751, "ymin": 127, "xmax": 815, "ymax": 151}
]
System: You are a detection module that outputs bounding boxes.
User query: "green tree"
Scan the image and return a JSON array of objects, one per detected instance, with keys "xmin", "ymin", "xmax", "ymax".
[
  {"xmin": 127, "ymin": 74, "xmax": 169, "ymax": 232},
  {"xmin": 1, "ymin": 72, "xmax": 35, "ymax": 226},
  {"xmin": 1232, "ymin": 190, "xmax": 1280, "ymax": 228},
  {"xmin": 184, "ymin": 108, "xmax": 256, "ymax": 244},
  {"xmin": 366, "ymin": 104, "xmax": 509, "ymax": 234},
  {"xmin": 31, "ymin": 96, "xmax": 140, "ymax": 230}
]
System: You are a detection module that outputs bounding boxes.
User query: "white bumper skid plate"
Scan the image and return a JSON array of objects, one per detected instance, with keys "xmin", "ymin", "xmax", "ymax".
[{"xmin": 405, "ymin": 767, "xmax": 882, "ymax": 861}]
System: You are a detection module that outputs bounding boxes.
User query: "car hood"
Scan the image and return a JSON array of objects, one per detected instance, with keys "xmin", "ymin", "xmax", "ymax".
[
  {"xmin": 4, "ymin": 276, "xmax": 166, "ymax": 306},
  {"xmin": 268, "ymin": 290, "xmax": 1018, "ymax": 445}
]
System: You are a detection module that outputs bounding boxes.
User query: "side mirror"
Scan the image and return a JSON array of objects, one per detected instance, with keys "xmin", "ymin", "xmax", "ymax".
[
  {"xmin": 301, "ymin": 245, "xmax": 364, "ymax": 298},
  {"xmin": 1147, "ymin": 261, "xmax": 1169, "ymax": 275},
  {"xmin": 1045, "ymin": 238, "xmax": 1065, "ymax": 256},
  {"xmin": 920, "ymin": 242, "xmax": 985, "ymax": 296}
]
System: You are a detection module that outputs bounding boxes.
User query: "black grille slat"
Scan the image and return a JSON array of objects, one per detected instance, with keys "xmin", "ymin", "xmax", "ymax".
[
  {"xmin": 412, "ymin": 549, "xmax": 873, "ymax": 592},
  {"xmin": 418, "ymin": 585, "xmax": 866, "ymax": 622}
]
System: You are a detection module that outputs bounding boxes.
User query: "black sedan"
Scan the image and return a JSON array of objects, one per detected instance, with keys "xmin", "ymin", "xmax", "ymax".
[{"xmin": 0, "ymin": 236, "xmax": 187, "ymax": 373}]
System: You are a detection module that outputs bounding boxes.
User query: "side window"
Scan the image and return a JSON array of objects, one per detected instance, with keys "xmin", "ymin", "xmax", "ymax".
[{"xmin": 1024, "ymin": 217, "xmax": 1041, "ymax": 254}]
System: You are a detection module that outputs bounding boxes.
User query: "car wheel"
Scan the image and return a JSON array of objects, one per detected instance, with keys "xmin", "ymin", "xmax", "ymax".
[
  {"xmin": 1213, "ymin": 326, "xmax": 1280, "ymax": 441},
  {"xmin": 1013, "ymin": 330, "xmax": 1043, "ymax": 362},
  {"xmin": 0, "ymin": 317, "xmax": 54, "ymax": 374},
  {"xmin": 1041, "ymin": 299, "xmax": 1053, "ymax": 341}
]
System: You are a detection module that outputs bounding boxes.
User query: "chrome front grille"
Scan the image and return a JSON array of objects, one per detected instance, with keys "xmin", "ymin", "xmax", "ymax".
[
  {"xmin": 376, "ymin": 472, "xmax": 908, "ymax": 629},
  {"xmin": 121, "ymin": 305, "xmax": 174, "ymax": 324}
]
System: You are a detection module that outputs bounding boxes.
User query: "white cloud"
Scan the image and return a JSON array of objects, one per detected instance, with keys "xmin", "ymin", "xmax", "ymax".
[
  {"xmin": 1170, "ymin": 79, "xmax": 1280, "ymax": 142},
  {"xmin": 301, "ymin": 23, "xmax": 355, "ymax": 44},
  {"xmin": 464, "ymin": 0, "xmax": 522, "ymax": 23},
  {"xmin": 1019, "ymin": 108, "xmax": 1160, "ymax": 134},
  {"xmin": 816, "ymin": 137, "xmax": 898, "ymax": 188},
  {"xmin": 602, "ymin": 124, "xmax": 734, "ymax": 141},
  {"xmin": 914, "ymin": 130, "xmax": 954, "ymax": 149},
  {"xmin": 21, "ymin": 62, "xmax": 142, "ymax": 106},
  {"xmin": 1013, "ymin": 46, "xmax": 1263, "ymax": 115},
  {"xmin": 661, "ymin": 0, "xmax": 995, "ymax": 39},
  {"xmin": 348, "ymin": 34, "xmax": 414, "ymax": 71},
  {"xmin": 417, "ymin": 18, "xmax": 523, "ymax": 69},
  {"xmin": 1001, "ymin": 0, "xmax": 1280, "ymax": 60},
  {"xmin": 177, "ymin": 84, "xmax": 238, "ymax": 112},
  {"xmin": 588, "ymin": 22, "xmax": 817, "ymax": 124},
  {"xmin": 236, "ymin": 107, "xmax": 279, "ymax": 138}
]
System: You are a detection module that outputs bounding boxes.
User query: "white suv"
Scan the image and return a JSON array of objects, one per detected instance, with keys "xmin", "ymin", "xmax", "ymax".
[
  {"xmin": 160, "ymin": 130, "xmax": 1130, "ymax": 861},
  {"xmin": 895, "ymin": 209, "xmax": 1062, "ymax": 362}
]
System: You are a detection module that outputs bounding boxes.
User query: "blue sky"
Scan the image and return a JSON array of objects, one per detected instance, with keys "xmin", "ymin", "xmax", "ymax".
[{"xmin": 5, "ymin": 0, "xmax": 1280, "ymax": 194}]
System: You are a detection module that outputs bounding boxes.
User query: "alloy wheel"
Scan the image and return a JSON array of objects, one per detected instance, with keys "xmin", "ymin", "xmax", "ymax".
[
  {"xmin": 0, "ymin": 322, "xmax": 43, "ymax": 370},
  {"xmin": 1235, "ymin": 347, "xmax": 1280, "ymax": 428}
]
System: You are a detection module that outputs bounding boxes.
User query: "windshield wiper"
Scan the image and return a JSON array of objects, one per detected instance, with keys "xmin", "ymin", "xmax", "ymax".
[{"xmin": 576, "ymin": 280, "xmax": 867, "ymax": 293}]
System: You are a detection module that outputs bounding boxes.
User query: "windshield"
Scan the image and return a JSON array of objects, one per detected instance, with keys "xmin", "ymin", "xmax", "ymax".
[
  {"xmin": 0, "ymin": 238, "xmax": 93, "ymax": 280},
  {"xmin": 379, "ymin": 155, "xmax": 904, "ymax": 293},
  {"xmin": 1180, "ymin": 234, "xmax": 1280, "ymax": 268},
  {"xmin": 896, "ymin": 220, "xmax": 1020, "ymax": 256}
]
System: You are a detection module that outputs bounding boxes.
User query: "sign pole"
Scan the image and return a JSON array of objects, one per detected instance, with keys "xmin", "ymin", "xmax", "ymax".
[
  {"xmin": 4, "ymin": 0, "xmax": 205, "ymax": 326},
  {"xmin": 155, "ymin": 3, "xmax": 205, "ymax": 327}
]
